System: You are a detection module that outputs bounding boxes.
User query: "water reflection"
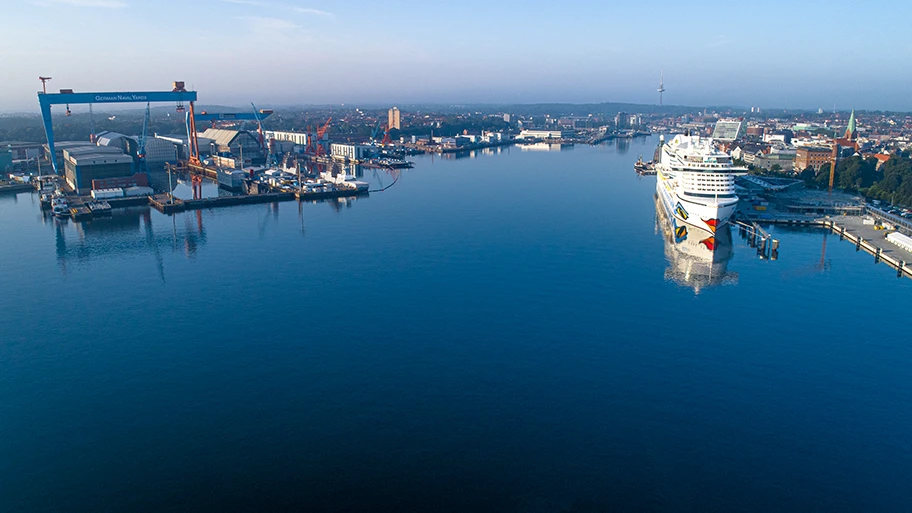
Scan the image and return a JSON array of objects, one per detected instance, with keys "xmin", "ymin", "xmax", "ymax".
[
  {"xmin": 49, "ymin": 206, "xmax": 207, "ymax": 278},
  {"xmin": 519, "ymin": 142, "xmax": 571, "ymax": 152},
  {"xmin": 655, "ymin": 195, "xmax": 737, "ymax": 293}
]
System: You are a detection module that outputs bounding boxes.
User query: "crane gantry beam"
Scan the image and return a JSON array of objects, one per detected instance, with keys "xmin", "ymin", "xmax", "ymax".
[{"xmin": 37, "ymin": 81, "xmax": 198, "ymax": 175}]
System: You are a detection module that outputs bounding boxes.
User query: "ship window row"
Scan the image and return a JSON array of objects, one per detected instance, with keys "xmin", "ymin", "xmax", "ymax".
[{"xmin": 687, "ymin": 192, "xmax": 737, "ymax": 198}]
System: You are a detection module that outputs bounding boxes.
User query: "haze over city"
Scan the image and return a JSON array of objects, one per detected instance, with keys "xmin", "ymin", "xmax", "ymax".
[{"xmin": 3, "ymin": 0, "xmax": 912, "ymax": 112}]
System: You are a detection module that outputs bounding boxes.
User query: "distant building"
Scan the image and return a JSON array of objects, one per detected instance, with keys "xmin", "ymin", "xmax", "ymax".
[
  {"xmin": 0, "ymin": 141, "xmax": 43, "ymax": 160},
  {"xmin": 388, "ymin": 107, "xmax": 401, "ymax": 130},
  {"xmin": 615, "ymin": 112, "xmax": 629, "ymax": 129},
  {"xmin": 264, "ymin": 130, "xmax": 308, "ymax": 147},
  {"xmin": 794, "ymin": 146, "xmax": 833, "ymax": 172},
  {"xmin": 832, "ymin": 110, "xmax": 860, "ymax": 151},
  {"xmin": 754, "ymin": 152, "xmax": 796, "ymax": 172},
  {"xmin": 844, "ymin": 110, "xmax": 857, "ymax": 140},
  {"xmin": 330, "ymin": 143, "xmax": 372, "ymax": 161},
  {"xmin": 712, "ymin": 120, "xmax": 744, "ymax": 142},
  {"xmin": 0, "ymin": 146, "xmax": 12, "ymax": 171},
  {"xmin": 503, "ymin": 114, "xmax": 511, "ymax": 123},
  {"xmin": 763, "ymin": 130, "xmax": 793, "ymax": 145},
  {"xmin": 516, "ymin": 129, "xmax": 573, "ymax": 140}
]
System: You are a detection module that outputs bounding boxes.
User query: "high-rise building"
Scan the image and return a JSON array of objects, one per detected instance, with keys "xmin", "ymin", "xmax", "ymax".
[
  {"xmin": 388, "ymin": 107, "xmax": 401, "ymax": 130},
  {"xmin": 615, "ymin": 112, "xmax": 628, "ymax": 129}
]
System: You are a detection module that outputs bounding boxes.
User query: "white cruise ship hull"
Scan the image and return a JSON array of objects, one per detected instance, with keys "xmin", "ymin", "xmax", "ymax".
[{"xmin": 656, "ymin": 170, "xmax": 737, "ymax": 234}]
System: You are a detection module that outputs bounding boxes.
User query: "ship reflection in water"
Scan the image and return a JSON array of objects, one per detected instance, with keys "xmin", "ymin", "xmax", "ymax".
[{"xmin": 655, "ymin": 195, "xmax": 737, "ymax": 293}]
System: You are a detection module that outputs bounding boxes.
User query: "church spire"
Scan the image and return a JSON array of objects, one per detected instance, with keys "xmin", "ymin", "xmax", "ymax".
[{"xmin": 845, "ymin": 110, "xmax": 857, "ymax": 140}]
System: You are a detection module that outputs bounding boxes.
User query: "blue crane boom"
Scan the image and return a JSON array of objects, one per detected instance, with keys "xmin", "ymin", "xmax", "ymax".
[{"xmin": 137, "ymin": 102, "xmax": 151, "ymax": 173}]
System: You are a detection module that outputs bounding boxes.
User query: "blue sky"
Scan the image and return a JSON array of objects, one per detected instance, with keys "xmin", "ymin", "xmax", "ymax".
[{"xmin": 2, "ymin": 0, "xmax": 911, "ymax": 112}]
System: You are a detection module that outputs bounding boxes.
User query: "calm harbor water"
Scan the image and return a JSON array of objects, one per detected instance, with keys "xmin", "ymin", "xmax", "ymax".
[{"xmin": 2, "ymin": 138, "xmax": 911, "ymax": 512}]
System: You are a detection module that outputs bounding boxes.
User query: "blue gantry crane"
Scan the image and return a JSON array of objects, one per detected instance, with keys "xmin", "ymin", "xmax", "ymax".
[{"xmin": 38, "ymin": 80, "xmax": 199, "ymax": 175}]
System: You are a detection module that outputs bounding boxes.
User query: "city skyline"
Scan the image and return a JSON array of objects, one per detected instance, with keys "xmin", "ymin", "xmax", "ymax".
[{"xmin": 2, "ymin": 0, "xmax": 912, "ymax": 112}]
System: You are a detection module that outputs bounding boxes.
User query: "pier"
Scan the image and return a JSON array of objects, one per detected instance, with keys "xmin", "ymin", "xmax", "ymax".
[
  {"xmin": 822, "ymin": 218, "xmax": 912, "ymax": 279},
  {"xmin": 148, "ymin": 191, "xmax": 297, "ymax": 214},
  {"xmin": 0, "ymin": 182, "xmax": 35, "ymax": 194},
  {"xmin": 738, "ymin": 213, "xmax": 912, "ymax": 280}
]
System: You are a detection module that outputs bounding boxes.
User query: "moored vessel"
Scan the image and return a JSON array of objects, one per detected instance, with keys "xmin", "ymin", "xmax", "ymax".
[
  {"xmin": 655, "ymin": 133, "xmax": 745, "ymax": 233},
  {"xmin": 51, "ymin": 192, "xmax": 69, "ymax": 218}
]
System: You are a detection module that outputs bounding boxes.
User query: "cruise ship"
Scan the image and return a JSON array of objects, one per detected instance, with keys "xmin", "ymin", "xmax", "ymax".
[{"xmin": 655, "ymin": 133, "xmax": 746, "ymax": 233}]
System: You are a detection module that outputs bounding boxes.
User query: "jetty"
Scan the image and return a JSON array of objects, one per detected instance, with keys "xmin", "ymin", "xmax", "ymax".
[
  {"xmin": 149, "ymin": 191, "xmax": 296, "ymax": 214},
  {"xmin": 737, "ymin": 212, "xmax": 912, "ymax": 280}
]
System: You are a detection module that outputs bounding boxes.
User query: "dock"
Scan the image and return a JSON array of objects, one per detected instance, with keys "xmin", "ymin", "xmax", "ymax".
[
  {"xmin": 0, "ymin": 182, "xmax": 35, "ymax": 194},
  {"xmin": 739, "ymin": 213, "xmax": 912, "ymax": 280},
  {"xmin": 148, "ymin": 191, "xmax": 297, "ymax": 214},
  {"xmin": 822, "ymin": 218, "xmax": 912, "ymax": 279}
]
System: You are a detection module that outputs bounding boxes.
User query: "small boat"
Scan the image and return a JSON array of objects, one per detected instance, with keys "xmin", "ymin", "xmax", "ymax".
[
  {"xmin": 634, "ymin": 155, "xmax": 656, "ymax": 175},
  {"xmin": 51, "ymin": 192, "xmax": 69, "ymax": 218},
  {"xmin": 36, "ymin": 175, "xmax": 58, "ymax": 209}
]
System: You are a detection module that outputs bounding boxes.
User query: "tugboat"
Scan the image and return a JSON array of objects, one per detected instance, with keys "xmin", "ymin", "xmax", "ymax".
[{"xmin": 634, "ymin": 155, "xmax": 656, "ymax": 175}]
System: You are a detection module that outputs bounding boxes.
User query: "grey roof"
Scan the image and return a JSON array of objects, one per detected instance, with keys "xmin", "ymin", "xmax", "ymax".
[
  {"xmin": 200, "ymin": 128, "xmax": 257, "ymax": 147},
  {"xmin": 64, "ymin": 146, "xmax": 125, "ymax": 160},
  {"xmin": 96, "ymin": 131, "xmax": 129, "ymax": 147},
  {"xmin": 200, "ymin": 128, "xmax": 242, "ymax": 146},
  {"xmin": 48, "ymin": 141, "xmax": 95, "ymax": 151},
  {"xmin": 156, "ymin": 134, "xmax": 214, "ymax": 147},
  {"xmin": 67, "ymin": 152, "xmax": 134, "ymax": 164}
]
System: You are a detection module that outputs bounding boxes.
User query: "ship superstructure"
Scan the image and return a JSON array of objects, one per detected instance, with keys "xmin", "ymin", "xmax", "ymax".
[{"xmin": 655, "ymin": 134, "xmax": 745, "ymax": 233}]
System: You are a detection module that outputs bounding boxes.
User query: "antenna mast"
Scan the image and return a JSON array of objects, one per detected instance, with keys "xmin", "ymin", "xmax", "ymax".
[{"xmin": 657, "ymin": 70, "xmax": 665, "ymax": 107}]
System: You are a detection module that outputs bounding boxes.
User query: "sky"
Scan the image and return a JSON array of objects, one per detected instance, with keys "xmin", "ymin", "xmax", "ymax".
[{"xmin": 2, "ymin": 0, "xmax": 912, "ymax": 113}]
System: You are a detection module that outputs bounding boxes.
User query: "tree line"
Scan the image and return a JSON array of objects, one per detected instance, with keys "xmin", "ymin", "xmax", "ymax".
[{"xmin": 799, "ymin": 154, "xmax": 912, "ymax": 207}]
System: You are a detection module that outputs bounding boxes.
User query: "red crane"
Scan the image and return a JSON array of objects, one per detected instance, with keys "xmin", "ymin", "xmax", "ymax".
[
  {"xmin": 381, "ymin": 124, "xmax": 392, "ymax": 146},
  {"xmin": 315, "ymin": 117, "xmax": 331, "ymax": 156}
]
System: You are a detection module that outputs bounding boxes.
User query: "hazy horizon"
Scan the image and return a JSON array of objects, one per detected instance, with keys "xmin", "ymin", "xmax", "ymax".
[{"xmin": 3, "ymin": 0, "xmax": 910, "ymax": 113}]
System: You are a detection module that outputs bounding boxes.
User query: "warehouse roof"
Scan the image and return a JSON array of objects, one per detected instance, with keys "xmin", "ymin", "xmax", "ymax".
[{"xmin": 199, "ymin": 128, "xmax": 255, "ymax": 147}]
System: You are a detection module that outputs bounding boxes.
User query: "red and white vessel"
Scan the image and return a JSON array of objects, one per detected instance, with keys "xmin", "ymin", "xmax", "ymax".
[{"xmin": 655, "ymin": 133, "xmax": 745, "ymax": 234}]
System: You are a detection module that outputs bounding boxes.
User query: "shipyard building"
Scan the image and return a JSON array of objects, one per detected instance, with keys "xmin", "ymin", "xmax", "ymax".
[
  {"xmin": 63, "ymin": 146, "xmax": 134, "ymax": 194},
  {"xmin": 199, "ymin": 128, "xmax": 265, "ymax": 166}
]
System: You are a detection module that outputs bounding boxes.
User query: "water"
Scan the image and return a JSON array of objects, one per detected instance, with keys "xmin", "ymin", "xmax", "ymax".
[{"xmin": 2, "ymin": 139, "xmax": 911, "ymax": 512}]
